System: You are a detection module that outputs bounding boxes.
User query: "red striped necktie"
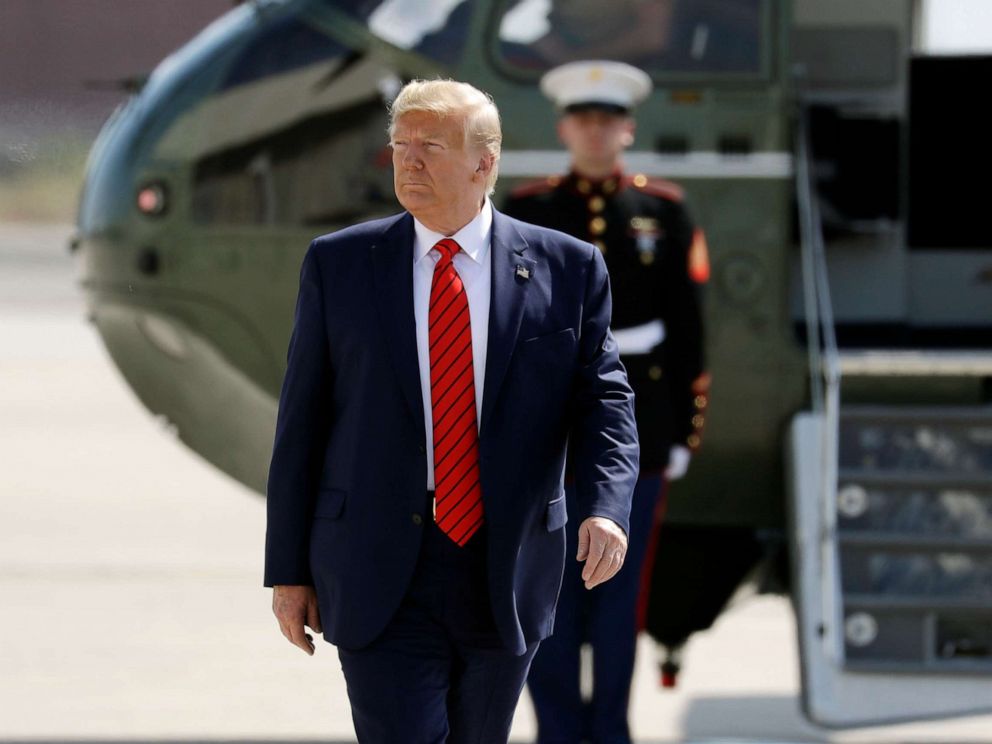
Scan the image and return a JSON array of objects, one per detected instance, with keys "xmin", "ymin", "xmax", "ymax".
[{"xmin": 429, "ymin": 238, "xmax": 484, "ymax": 546}]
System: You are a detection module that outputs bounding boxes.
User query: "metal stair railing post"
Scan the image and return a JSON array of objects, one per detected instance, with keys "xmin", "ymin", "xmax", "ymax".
[{"xmin": 794, "ymin": 69, "xmax": 844, "ymax": 663}]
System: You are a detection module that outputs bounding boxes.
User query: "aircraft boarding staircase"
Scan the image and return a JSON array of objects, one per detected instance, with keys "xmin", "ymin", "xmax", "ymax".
[
  {"xmin": 787, "ymin": 97, "xmax": 992, "ymax": 726},
  {"xmin": 837, "ymin": 399, "xmax": 992, "ymax": 674}
]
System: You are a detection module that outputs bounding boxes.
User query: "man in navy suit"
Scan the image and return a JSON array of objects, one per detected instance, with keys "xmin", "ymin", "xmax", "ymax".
[{"xmin": 264, "ymin": 79, "xmax": 639, "ymax": 744}]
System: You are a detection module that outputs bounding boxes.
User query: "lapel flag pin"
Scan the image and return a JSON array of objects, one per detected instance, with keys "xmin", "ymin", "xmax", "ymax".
[{"xmin": 515, "ymin": 265, "xmax": 531, "ymax": 280}]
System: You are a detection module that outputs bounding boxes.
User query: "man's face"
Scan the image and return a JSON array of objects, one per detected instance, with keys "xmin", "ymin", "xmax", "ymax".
[
  {"xmin": 390, "ymin": 110, "xmax": 491, "ymax": 231},
  {"xmin": 557, "ymin": 109, "xmax": 635, "ymax": 168}
]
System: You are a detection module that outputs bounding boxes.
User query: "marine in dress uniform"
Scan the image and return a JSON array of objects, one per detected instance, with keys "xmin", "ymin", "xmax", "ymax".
[{"xmin": 502, "ymin": 61, "xmax": 710, "ymax": 744}]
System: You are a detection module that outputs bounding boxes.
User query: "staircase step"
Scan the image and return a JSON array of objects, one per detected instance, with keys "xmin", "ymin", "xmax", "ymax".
[
  {"xmin": 838, "ymin": 532, "xmax": 992, "ymax": 553},
  {"xmin": 838, "ymin": 350, "xmax": 992, "ymax": 378},
  {"xmin": 838, "ymin": 410, "xmax": 992, "ymax": 473},
  {"xmin": 838, "ymin": 470, "xmax": 992, "ymax": 488},
  {"xmin": 843, "ymin": 593, "xmax": 992, "ymax": 613},
  {"xmin": 839, "ymin": 547, "xmax": 992, "ymax": 600},
  {"xmin": 832, "ymin": 480, "xmax": 992, "ymax": 540},
  {"xmin": 840, "ymin": 404, "xmax": 992, "ymax": 422}
]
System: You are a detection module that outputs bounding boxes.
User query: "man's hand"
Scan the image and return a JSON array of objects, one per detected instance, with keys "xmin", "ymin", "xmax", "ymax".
[
  {"xmin": 272, "ymin": 585, "xmax": 322, "ymax": 655},
  {"xmin": 576, "ymin": 516, "xmax": 629, "ymax": 590}
]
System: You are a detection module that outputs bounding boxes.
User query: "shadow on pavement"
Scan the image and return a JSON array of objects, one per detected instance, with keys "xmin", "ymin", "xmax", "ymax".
[{"xmin": 681, "ymin": 694, "xmax": 825, "ymax": 742}]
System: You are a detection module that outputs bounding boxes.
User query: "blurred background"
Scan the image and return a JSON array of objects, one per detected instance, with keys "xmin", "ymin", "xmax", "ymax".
[
  {"xmin": 2, "ymin": 1, "xmax": 992, "ymax": 742},
  {"xmin": 0, "ymin": 1, "xmax": 237, "ymax": 222}
]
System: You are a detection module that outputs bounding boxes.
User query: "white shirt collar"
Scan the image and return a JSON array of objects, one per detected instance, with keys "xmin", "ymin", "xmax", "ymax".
[{"xmin": 412, "ymin": 198, "xmax": 493, "ymax": 265}]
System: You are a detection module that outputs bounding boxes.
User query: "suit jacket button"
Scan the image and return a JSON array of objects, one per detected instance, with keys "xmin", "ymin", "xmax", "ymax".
[
  {"xmin": 412, "ymin": 513, "xmax": 423, "ymax": 526},
  {"xmin": 418, "ymin": 444, "xmax": 426, "ymax": 453}
]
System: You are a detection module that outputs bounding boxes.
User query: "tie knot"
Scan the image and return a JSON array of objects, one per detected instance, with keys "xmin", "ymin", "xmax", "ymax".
[{"xmin": 434, "ymin": 238, "xmax": 460, "ymax": 264}]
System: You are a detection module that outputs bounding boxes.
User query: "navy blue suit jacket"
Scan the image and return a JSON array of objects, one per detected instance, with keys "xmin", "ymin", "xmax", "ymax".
[{"xmin": 264, "ymin": 209, "xmax": 639, "ymax": 655}]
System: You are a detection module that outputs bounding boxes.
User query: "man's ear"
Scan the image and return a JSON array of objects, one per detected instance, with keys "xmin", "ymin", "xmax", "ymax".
[
  {"xmin": 475, "ymin": 152, "xmax": 495, "ymax": 178},
  {"xmin": 621, "ymin": 118, "xmax": 636, "ymax": 147}
]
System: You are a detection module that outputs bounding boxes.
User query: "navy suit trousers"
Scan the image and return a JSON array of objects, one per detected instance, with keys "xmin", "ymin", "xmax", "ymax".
[{"xmin": 337, "ymin": 491, "xmax": 539, "ymax": 744}]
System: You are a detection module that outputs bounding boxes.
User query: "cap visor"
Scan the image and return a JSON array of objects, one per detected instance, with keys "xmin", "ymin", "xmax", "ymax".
[{"xmin": 562, "ymin": 101, "xmax": 630, "ymax": 115}]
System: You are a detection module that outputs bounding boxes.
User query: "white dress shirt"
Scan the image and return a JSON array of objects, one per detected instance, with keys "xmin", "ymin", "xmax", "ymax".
[{"xmin": 412, "ymin": 198, "xmax": 493, "ymax": 490}]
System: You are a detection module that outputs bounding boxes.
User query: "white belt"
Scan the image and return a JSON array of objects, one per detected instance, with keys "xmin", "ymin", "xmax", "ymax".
[{"xmin": 612, "ymin": 319, "xmax": 666, "ymax": 355}]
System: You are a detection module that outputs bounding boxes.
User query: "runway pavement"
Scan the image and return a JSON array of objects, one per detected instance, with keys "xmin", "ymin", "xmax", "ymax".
[{"xmin": 2, "ymin": 223, "xmax": 991, "ymax": 742}]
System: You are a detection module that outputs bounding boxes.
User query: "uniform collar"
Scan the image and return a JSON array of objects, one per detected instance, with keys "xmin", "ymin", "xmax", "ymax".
[{"xmin": 566, "ymin": 166, "xmax": 625, "ymax": 197}]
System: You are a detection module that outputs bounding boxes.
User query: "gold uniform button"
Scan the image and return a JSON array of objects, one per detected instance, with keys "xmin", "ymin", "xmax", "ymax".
[
  {"xmin": 588, "ymin": 195, "xmax": 605, "ymax": 213},
  {"xmin": 648, "ymin": 365, "xmax": 663, "ymax": 380},
  {"xmin": 687, "ymin": 433, "xmax": 701, "ymax": 448},
  {"xmin": 603, "ymin": 179, "xmax": 617, "ymax": 194},
  {"xmin": 694, "ymin": 394, "xmax": 707, "ymax": 409},
  {"xmin": 632, "ymin": 174, "xmax": 648, "ymax": 188},
  {"xmin": 589, "ymin": 216, "xmax": 607, "ymax": 235},
  {"xmin": 639, "ymin": 251, "xmax": 655, "ymax": 265},
  {"xmin": 577, "ymin": 179, "xmax": 591, "ymax": 194},
  {"xmin": 594, "ymin": 240, "xmax": 607, "ymax": 253},
  {"xmin": 692, "ymin": 414, "xmax": 705, "ymax": 429}
]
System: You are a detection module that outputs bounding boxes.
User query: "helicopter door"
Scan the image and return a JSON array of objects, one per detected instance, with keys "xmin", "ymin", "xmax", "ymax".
[
  {"xmin": 789, "ymin": 402, "xmax": 992, "ymax": 727},
  {"xmin": 906, "ymin": 54, "xmax": 992, "ymax": 342}
]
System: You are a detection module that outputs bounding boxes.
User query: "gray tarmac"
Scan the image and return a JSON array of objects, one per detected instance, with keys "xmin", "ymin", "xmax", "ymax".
[{"xmin": 2, "ymin": 223, "xmax": 990, "ymax": 742}]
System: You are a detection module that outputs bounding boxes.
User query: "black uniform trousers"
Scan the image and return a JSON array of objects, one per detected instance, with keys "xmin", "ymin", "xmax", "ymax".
[{"xmin": 337, "ymin": 490, "xmax": 539, "ymax": 744}]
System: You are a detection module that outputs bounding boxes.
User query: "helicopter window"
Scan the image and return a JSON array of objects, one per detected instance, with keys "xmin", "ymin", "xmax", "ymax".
[
  {"xmin": 219, "ymin": 15, "xmax": 350, "ymax": 92},
  {"xmin": 494, "ymin": 0, "xmax": 763, "ymax": 77},
  {"xmin": 324, "ymin": 0, "xmax": 473, "ymax": 66},
  {"xmin": 191, "ymin": 93, "xmax": 398, "ymax": 227},
  {"xmin": 187, "ymin": 13, "xmax": 402, "ymax": 230}
]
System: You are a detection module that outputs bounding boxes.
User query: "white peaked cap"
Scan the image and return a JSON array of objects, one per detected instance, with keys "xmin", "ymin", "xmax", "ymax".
[{"xmin": 539, "ymin": 60, "xmax": 653, "ymax": 112}]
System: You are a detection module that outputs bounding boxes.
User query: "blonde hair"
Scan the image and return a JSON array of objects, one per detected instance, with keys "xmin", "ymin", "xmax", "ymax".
[{"xmin": 388, "ymin": 79, "xmax": 502, "ymax": 196}]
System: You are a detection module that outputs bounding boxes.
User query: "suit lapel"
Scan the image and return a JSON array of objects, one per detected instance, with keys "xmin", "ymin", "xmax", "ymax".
[
  {"xmin": 481, "ymin": 211, "xmax": 536, "ymax": 437},
  {"xmin": 371, "ymin": 213, "xmax": 425, "ymax": 430}
]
